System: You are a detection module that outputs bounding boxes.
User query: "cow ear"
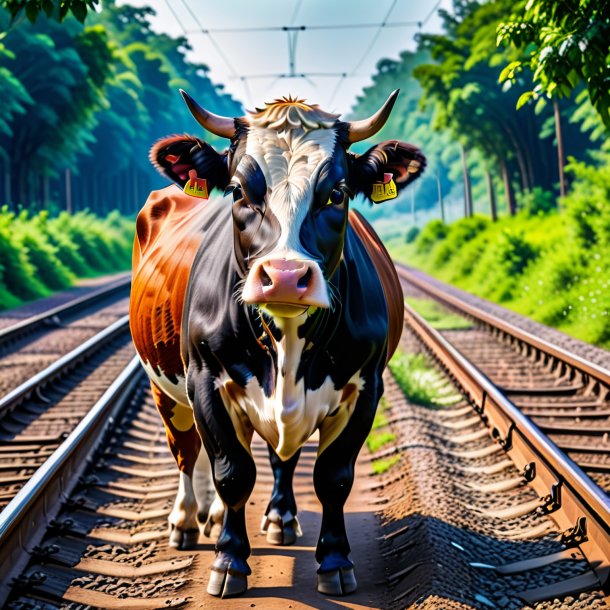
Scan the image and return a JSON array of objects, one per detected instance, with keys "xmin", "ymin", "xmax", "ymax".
[
  {"xmin": 349, "ymin": 140, "xmax": 426, "ymax": 203},
  {"xmin": 150, "ymin": 134, "xmax": 230, "ymax": 192}
]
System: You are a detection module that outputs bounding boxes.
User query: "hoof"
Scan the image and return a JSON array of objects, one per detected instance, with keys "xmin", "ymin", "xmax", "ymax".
[
  {"xmin": 261, "ymin": 510, "xmax": 302, "ymax": 546},
  {"xmin": 317, "ymin": 567, "xmax": 357, "ymax": 596},
  {"xmin": 168, "ymin": 524, "xmax": 200, "ymax": 549},
  {"xmin": 207, "ymin": 568, "xmax": 248, "ymax": 598}
]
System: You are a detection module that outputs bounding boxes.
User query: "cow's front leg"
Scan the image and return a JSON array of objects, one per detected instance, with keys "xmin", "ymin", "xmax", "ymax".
[
  {"xmin": 188, "ymin": 367, "xmax": 256, "ymax": 598},
  {"xmin": 261, "ymin": 444, "xmax": 302, "ymax": 545},
  {"xmin": 150, "ymin": 383, "xmax": 201, "ymax": 550},
  {"xmin": 314, "ymin": 380, "xmax": 380, "ymax": 596}
]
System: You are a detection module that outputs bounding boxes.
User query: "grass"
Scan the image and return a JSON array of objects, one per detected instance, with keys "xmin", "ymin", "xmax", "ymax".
[
  {"xmin": 405, "ymin": 297, "xmax": 473, "ymax": 330},
  {"xmin": 366, "ymin": 396, "xmax": 396, "ymax": 453},
  {"xmin": 388, "ymin": 349, "xmax": 459, "ymax": 408},
  {"xmin": 371, "ymin": 455, "xmax": 400, "ymax": 475}
]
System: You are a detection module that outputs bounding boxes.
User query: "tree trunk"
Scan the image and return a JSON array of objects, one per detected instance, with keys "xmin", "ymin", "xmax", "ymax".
[
  {"xmin": 553, "ymin": 98, "xmax": 566, "ymax": 204},
  {"xmin": 501, "ymin": 160, "xmax": 516, "ymax": 216},
  {"xmin": 485, "ymin": 170, "xmax": 497, "ymax": 221},
  {"xmin": 460, "ymin": 144, "xmax": 472, "ymax": 217},
  {"xmin": 65, "ymin": 168, "xmax": 72, "ymax": 214},
  {"xmin": 436, "ymin": 173, "xmax": 445, "ymax": 223}
]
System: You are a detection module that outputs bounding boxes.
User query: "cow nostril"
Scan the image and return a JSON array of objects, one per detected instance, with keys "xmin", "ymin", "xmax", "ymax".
[
  {"xmin": 260, "ymin": 267, "xmax": 273, "ymax": 287},
  {"xmin": 297, "ymin": 268, "xmax": 312, "ymax": 289}
]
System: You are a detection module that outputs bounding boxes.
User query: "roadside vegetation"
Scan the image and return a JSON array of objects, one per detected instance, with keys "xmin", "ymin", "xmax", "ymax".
[
  {"xmin": 389, "ymin": 157, "xmax": 610, "ymax": 348},
  {"xmin": 0, "ymin": 208, "xmax": 133, "ymax": 310}
]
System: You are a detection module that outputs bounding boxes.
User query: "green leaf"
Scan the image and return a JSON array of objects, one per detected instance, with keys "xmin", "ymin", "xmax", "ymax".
[
  {"xmin": 516, "ymin": 91, "xmax": 535, "ymax": 110},
  {"xmin": 25, "ymin": 0, "xmax": 39, "ymax": 22},
  {"xmin": 71, "ymin": 1, "xmax": 88, "ymax": 22}
]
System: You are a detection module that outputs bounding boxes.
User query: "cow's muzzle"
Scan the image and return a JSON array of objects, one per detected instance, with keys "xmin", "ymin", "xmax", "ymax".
[{"xmin": 241, "ymin": 258, "xmax": 329, "ymax": 317}]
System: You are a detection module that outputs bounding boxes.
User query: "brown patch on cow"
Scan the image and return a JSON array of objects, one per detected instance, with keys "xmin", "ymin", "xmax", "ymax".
[
  {"xmin": 130, "ymin": 185, "xmax": 209, "ymax": 380},
  {"xmin": 348, "ymin": 209, "xmax": 403, "ymax": 364},
  {"xmin": 150, "ymin": 382, "xmax": 201, "ymax": 476}
]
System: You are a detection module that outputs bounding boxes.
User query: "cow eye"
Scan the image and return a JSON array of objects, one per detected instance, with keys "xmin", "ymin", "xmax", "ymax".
[{"xmin": 326, "ymin": 188, "xmax": 345, "ymax": 206}]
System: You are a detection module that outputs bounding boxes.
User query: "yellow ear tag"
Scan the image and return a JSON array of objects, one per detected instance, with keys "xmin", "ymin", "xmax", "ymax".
[
  {"xmin": 371, "ymin": 172, "xmax": 397, "ymax": 203},
  {"xmin": 184, "ymin": 169, "xmax": 209, "ymax": 199}
]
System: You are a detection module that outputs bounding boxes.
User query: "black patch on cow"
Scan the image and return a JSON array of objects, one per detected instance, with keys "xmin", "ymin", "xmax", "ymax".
[{"xmin": 231, "ymin": 155, "xmax": 282, "ymax": 277}]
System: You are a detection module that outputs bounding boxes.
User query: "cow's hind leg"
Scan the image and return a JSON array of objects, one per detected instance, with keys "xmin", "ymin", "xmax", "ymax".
[
  {"xmin": 314, "ymin": 382, "xmax": 380, "ymax": 596},
  {"xmin": 261, "ymin": 445, "xmax": 301, "ymax": 545},
  {"xmin": 150, "ymin": 382, "xmax": 201, "ymax": 549}
]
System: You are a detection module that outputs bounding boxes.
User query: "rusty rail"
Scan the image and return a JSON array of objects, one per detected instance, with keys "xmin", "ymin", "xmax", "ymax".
[
  {"xmin": 396, "ymin": 264, "xmax": 610, "ymax": 393},
  {"xmin": 0, "ymin": 274, "xmax": 131, "ymax": 350},
  {"xmin": 403, "ymin": 301, "xmax": 610, "ymax": 600},
  {"xmin": 0, "ymin": 357, "xmax": 143, "ymax": 605}
]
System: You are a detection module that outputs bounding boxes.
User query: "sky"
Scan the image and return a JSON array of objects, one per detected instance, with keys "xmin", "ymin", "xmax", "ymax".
[{"xmin": 115, "ymin": 0, "xmax": 452, "ymax": 116}]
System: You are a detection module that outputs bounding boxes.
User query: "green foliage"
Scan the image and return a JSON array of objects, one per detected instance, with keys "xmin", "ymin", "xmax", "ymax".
[
  {"xmin": 388, "ymin": 155, "xmax": 610, "ymax": 347},
  {"xmin": 414, "ymin": 220, "xmax": 448, "ymax": 254},
  {"xmin": 433, "ymin": 216, "xmax": 490, "ymax": 266},
  {"xmin": 498, "ymin": 0, "xmax": 610, "ymax": 128},
  {"xmin": 2, "ymin": 0, "xmax": 99, "ymax": 23},
  {"xmin": 519, "ymin": 187, "xmax": 556, "ymax": 216},
  {"xmin": 405, "ymin": 226, "xmax": 420, "ymax": 244},
  {"xmin": 0, "ymin": 207, "xmax": 133, "ymax": 310},
  {"xmin": 564, "ymin": 154, "xmax": 610, "ymax": 248}
]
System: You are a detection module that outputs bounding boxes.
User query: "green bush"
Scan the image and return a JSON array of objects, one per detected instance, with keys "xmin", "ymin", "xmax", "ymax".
[
  {"xmin": 405, "ymin": 226, "xmax": 420, "ymax": 244},
  {"xmin": 519, "ymin": 187, "xmax": 556, "ymax": 216},
  {"xmin": 564, "ymin": 155, "xmax": 610, "ymax": 248},
  {"xmin": 414, "ymin": 220, "xmax": 447, "ymax": 254},
  {"xmin": 432, "ymin": 215, "xmax": 490, "ymax": 266},
  {"xmin": 0, "ymin": 207, "xmax": 134, "ymax": 311}
]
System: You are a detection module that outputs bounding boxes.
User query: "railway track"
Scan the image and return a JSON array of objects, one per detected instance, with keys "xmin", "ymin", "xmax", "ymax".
[
  {"xmin": 396, "ymin": 263, "xmax": 610, "ymax": 604},
  {"xmin": 0, "ymin": 265, "xmax": 608, "ymax": 607},
  {"xmin": 0, "ymin": 274, "xmax": 131, "ymax": 397},
  {"xmin": 396, "ymin": 264, "xmax": 610, "ymax": 488},
  {"xmin": 0, "ymin": 278, "xmax": 134, "ymax": 510}
]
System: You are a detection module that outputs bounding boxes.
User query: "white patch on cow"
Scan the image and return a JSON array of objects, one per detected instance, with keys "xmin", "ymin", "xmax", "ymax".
[
  {"xmin": 169, "ymin": 471, "xmax": 199, "ymax": 530},
  {"xmin": 243, "ymin": 124, "xmax": 337, "ymax": 259},
  {"xmin": 139, "ymin": 357, "xmax": 189, "ymax": 406},
  {"xmin": 216, "ymin": 314, "xmax": 363, "ymax": 460}
]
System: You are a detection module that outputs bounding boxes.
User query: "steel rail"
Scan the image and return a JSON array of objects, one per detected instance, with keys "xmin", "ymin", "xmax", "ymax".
[
  {"xmin": 0, "ymin": 357, "xmax": 144, "ymax": 605},
  {"xmin": 403, "ymin": 301, "xmax": 610, "ymax": 600},
  {"xmin": 0, "ymin": 274, "xmax": 131, "ymax": 348},
  {"xmin": 0, "ymin": 315, "xmax": 130, "ymax": 418},
  {"xmin": 396, "ymin": 264, "xmax": 610, "ymax": 390}
]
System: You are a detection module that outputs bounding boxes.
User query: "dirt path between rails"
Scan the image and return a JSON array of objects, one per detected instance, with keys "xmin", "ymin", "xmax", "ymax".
[{"xmin": 183, "ymin": 436, "xmax": 389, "ymax": 610}]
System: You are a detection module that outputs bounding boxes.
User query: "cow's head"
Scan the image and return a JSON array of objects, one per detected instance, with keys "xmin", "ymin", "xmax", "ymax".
[{"xmin": 151, "ymin": 91, "xmax": 425, "ymax": 319}]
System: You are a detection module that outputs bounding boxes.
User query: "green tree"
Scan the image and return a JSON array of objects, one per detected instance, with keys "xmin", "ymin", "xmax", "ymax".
[{"xmin": 498, "ymin": 0, "xmax": 610, "ymax": 129}]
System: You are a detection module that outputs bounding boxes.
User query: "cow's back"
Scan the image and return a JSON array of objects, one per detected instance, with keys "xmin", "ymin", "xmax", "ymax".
[
  {"xmin": 348, "ymin": 210, "xmax": 403, "ymax": 363},
  {"xmin": 130, "ymin": 186, "xmax": 217, "ymax": 382}
]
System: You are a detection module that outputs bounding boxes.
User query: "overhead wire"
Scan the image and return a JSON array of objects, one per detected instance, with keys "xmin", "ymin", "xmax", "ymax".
[{"xmin": 166, "ymin": 0, "xmax": 445, "ymax": 110}]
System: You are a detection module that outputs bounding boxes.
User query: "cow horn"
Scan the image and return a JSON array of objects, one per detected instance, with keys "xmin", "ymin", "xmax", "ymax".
[
  {"xmin": 347, "ymin": 89, "xmax": 400, "ymax": 143},
  {"xmin": 180, "ymin": 89, "xmax": 236, "ymax": 139}
]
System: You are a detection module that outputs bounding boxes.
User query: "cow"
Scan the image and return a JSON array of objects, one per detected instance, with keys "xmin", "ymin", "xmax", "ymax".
[{"xmin": 129, "ymin": 89, "xmax": 425, "ymax": 598}]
